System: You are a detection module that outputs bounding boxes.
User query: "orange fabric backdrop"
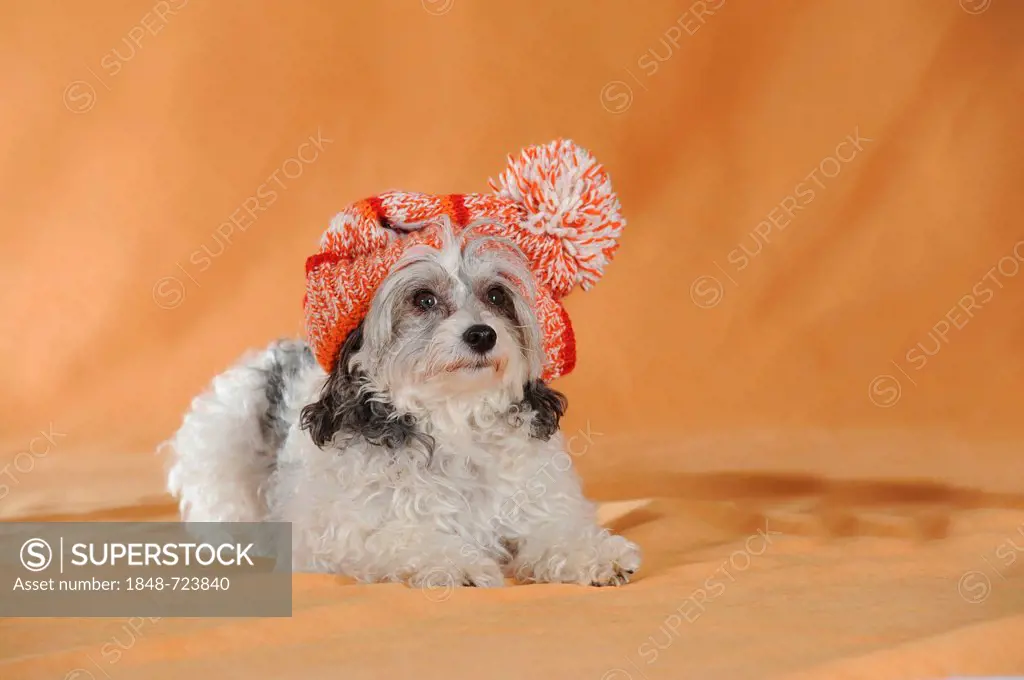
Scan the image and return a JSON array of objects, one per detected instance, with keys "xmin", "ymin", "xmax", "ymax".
[{"xmin": 2, "ymin": 1, "xmax": 1024, "ymax": 677}]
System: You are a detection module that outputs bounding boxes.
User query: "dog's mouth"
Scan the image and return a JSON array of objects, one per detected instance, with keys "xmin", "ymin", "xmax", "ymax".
[{"xmin": 443, "ymin": 357, "xmax": 505, "ymax": 374}]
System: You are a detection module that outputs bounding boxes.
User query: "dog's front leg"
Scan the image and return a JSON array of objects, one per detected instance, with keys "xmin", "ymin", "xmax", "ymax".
[
  {"xmin": 377, "ymin": 529, "xmax": 506, "ymax": 589},
  {"xmin": 502, "ymin": 442, "xmax": 641, "ymax": 586}
]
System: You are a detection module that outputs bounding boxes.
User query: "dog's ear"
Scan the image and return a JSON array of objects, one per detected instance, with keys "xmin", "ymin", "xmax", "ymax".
[
  {"xmin": 300, "ymin": 323, "xmax": 432, "ymax": 453},
  {"xmin": 521, "ymin": 380, "xmax": 567, "ymax": 441}
]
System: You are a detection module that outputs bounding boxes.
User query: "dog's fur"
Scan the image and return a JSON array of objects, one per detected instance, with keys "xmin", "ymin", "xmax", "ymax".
[{"xmin": 165, "ymin": 228, "xmax": 640, "ymax": 587}]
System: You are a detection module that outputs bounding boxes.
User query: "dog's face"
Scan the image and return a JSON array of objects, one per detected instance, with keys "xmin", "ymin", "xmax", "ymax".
[
  {"xmin": 301, "ymin": 227, "xmax": 566, "ymax": 452},
  {"xmin": 358, "ymin": 231, "xmax": 543, "ymax": 400}
]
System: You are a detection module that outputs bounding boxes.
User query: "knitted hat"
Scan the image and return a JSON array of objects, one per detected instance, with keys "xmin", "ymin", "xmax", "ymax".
[{"xmin": 304, "ymin": 139, "xmax": 625, "ymax": 382}]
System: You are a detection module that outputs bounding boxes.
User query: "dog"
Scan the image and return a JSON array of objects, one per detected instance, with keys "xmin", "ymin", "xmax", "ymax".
[{"xmin": 165, "ymin": 226, "xmax": 640, "ymax": 588}]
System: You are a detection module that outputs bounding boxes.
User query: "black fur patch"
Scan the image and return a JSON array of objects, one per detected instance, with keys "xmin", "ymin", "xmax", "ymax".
[
  {"xmin": 259, "ymin": 340, "xmax": 315, "ymax": 453},
  {"xmin": 299, "ymin": 324, "xmax": 434, "ymax": 454},
  {"xmin": 520, "ymin": 380, "xmax": 568, "ymax": 440}
]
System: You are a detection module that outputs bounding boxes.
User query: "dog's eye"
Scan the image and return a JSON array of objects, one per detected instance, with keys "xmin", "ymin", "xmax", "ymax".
[
  {"xmin": 412, "ymin": 291, "xmax": 438, "ymax": 310},
  {"xmin": 486, "ymin": 286, "xmax": 507, "ymax": 307}
]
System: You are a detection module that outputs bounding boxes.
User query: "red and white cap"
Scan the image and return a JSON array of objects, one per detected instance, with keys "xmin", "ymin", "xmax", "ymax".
[{"xmin": 304, "ymin": 139, "xmax": 626, "ymax": 381}]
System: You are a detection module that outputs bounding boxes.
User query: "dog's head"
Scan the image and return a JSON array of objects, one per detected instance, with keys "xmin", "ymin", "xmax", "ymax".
[{"xmin": 300, "ymin": 227, "xmax": 566, "ymax": 452}]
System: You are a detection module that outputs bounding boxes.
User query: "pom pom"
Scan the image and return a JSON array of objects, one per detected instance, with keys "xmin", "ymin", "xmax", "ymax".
[{"xmin": 489, "ymin": 139, "xmax": 624, "ymax": 297}]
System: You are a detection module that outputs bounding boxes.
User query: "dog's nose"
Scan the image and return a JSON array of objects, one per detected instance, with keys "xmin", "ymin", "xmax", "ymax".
[{"xmin": 463, "ymin": 324, "xmax": 497, "ymax": 354}]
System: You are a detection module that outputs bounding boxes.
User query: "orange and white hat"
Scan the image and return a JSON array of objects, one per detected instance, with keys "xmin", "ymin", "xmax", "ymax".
[{"xmin": 304, "ymin": 139, "xmax": 625, "ymax": 382}]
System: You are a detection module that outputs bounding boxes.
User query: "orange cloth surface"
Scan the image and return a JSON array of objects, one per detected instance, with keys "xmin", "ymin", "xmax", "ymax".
[{"xmin": 2, "ymin": 0, "xmax": 1024, "ymax": 677}]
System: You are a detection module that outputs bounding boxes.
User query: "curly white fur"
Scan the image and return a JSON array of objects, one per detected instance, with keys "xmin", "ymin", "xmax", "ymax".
[{"xmin": 165, "ymin": 229, "xmax": 640, "ymax": 588}]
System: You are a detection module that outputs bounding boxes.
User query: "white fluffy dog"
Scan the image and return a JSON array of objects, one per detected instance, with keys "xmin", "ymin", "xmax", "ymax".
[{"xmin": 166, "ymin": 228, "xmax": 640, "ymax": 588}]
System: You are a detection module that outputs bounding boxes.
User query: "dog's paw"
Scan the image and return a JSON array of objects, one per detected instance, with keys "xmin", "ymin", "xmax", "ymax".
[
  {"xmin": 587, "ymin": 534, "xmax": 641, "ymax": 587},
  {"xmin": 460, "ymin": 560, "xmax": 506, "ymax": 588},
  {"xmin": 518, "ymin": 533, "xmax": 641, "ymax": 587},
  {"xmin": 409, "ymin": 558, "xmax": 505, "ymax": 590}
]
